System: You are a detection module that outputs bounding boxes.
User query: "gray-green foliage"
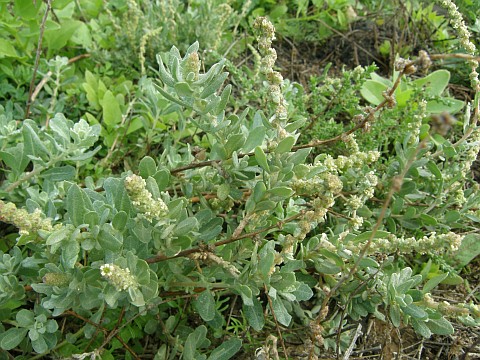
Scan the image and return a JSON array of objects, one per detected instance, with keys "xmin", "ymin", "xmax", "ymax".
[{"xmin": 1, "ymin": 14, "xmax": 480, "ymax": 360}]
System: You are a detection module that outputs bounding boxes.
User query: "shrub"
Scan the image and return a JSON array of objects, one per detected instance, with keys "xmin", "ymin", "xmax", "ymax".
[{"xmin": 1, "ymin": 1, "xmax": 480, "ymax": 359}]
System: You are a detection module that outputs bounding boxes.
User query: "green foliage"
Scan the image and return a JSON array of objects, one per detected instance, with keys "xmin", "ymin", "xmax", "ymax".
[
  {"xmin": 361, "ymin": 69, "xmax": 464, "ymax": 114},
  {"xmin": 1, "ymin": 1, "xmax": 480, "ymax": 359},
  {"xmin": 250, "ymin": 0, "xmax": 358, "ymax": 42}
]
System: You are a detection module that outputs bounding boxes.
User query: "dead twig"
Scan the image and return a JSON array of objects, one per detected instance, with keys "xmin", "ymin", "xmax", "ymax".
[
  {"xmin": 26, "ymin": 0, "xmax": 52, "ymax": 119},
  {"xmin": 30, "ymin": 54, "xmax": 91, "ymax": 103},
  {"xmin": 264, "ymin": 284, "xmax": 289, "ymax": 359}
]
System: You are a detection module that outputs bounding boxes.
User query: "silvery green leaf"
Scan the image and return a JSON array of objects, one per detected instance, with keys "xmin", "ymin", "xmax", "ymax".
[
  {"xmin": 112, "ymin": 211, "xmax": 128, "ymax": 232},
  {"xmin": 275, "ymin": 136, "xmax": 296, "ymax": 154},
  {"xmin": 174, "ymin": 82, "xmax": 194, "ymax": 97},
  {"xmin": 104, "ymin": 177, "xmax": 133, "ymax": 215},
  {"xmin": 423, "ymin": 273, "xmax": 448, "ymax": 294},
  {"xmin": 194, "ymin": 291, "xmax": 216, "ymax": 322},
  {"xmin": 61, "ymin": 240, "xmax": 80, "ymax": 269},
  {"xmin": 184, "ymin": 41, "xmax": 199, "ymax": 58},
  {"xmin": 0, "ymin": 328, "xmax": 28, "ymax": 350},
  {"xmin": 173, "ymin": 217, "xmax": 198, "ymax": 236},
  {"xmin": 288, "ymin": 148, "xmax": 311, "ymax": 166},
  {"xmin": 243, "ymin": 126, "xmax": 266, "ymax": 153},
  {"xmin": 40, "ymin": 166, "xmax": 76, "ymax": 182},
  {"xmin": 156, "ymin": 54, "xmax": 175, "ymax": 87},
  {"xmin": 217, "ymin": 183, "xmax": 230, "ymax": 201},
  {"xmin": 243, "ymin": 298, "xmax": 265, "ymax": 331},
  {"xmin": 128, "ymin": 287, "xmax": 145, "ymax": 307},
  {"xmin": 139, "ymin": 156, "xmax": 157, "ymax": 179},
  {"xmin": 314, "ymin": 258, "xmax": 341, "ymax": 275},
  {"xmin": 214, "ymin": 84, "xmax": 231, "ymax": 115},
  {"xmin": 271, "ymin": 272, "xmax": 296, "ymax": 292},
  {"xmin": 184, "ymin": 325, "xmax": 208, "ymax": 360},
  {"xmin": 45, "ymin": 319, "xmax": 58, "ymax": 333},
  {"xmin": 46, "ymin": 227, "xmax": 70, "ymax": 246},
  {"xmin": 258, "ymin": 241, "xmax": 275, "ymax": 280},
  {"xmin": 284, "ymin": 118, "xmax": 306, "ymax": 133},
  {"xmin": 267, "ymin": 187, "xmax": 294, "ymax": 201},
  {"xmin": 0, "ymin": 144, "xmax": 29, "ymax": 175},
  {"xmin": 146, "ymin": 176, "xmax": 161, "ymax": 200},
  {"xmin": 66, "ymin": 184, "xmax": 94, "ymax": 227},
  {"xmin": 50, "ymin": 113, "xmax": 73, "ymax": 143},
  {"xmin": 411, "ymin": 318, "xmax": 432, "ymax": 338},
  {"xmin": 30, "ymin": 330, "xmax": 48, "ymax": 354},
  {"xmin": 169, "ymin": 45, "xmax": 181, "ymax": 62},
  {"xmin": 389, "ymin": 304, "xmax": 401, "ymax": 327},
  {"xmin": 201, "ymin": 94, "xmax": 220, "ymax": 114},
  {"xmin": 153, "ymin": 169, "xmax": 170, "ymax": 191},
  {"xmin": 224, "ymin": 133, "xmax": 245, "ymax": 156},
  {"xmin": 154, "ymin": 84, "xmax": 191, "ymax": 108},
  {"xmin": 200, "ymin": 72, "xmax": 228, "ymax": 99},
  {"xmin": 402, "ymin": 303, "xmax": 428, "ymax": 320},
  {"xmin": 70, "ymin": 120, "xmax": 101, "ymax": 147},
  {"xmin": 237, "ymin": 284, "xmax": 253, "ymax": 306},
  {"xmin": 293, "ymin": 282, "xmax": 313, "ymax": 301},
  {"xmin": 66, "ymin": 146, "xmax": 101, "ymax": 161},
  {"xmin": 98, "ymin": 227, "xmax": 122, "ymax": 251},
  {"xmin": 16, "ymin": 309, "xmax": 34, "ymax": 327},
  {"xmin": 207, "ymin": 338, "xmax": 242, "ymax": 360},
  {"xmin": 254, "ymin": 146, "xmax": 269, "ymax": 172},
  {"xmin": 426, "ymin": 316, "xmax": 454, "ymax": 335},
  {"xmin": 271, "ymin": 298, "xmax": 292, "ymax": 326},
  {"xmin": 193, "ymin": 60, "xmax": 225, "ymax": 87},
  {"xmin": 253, "ymin": 181, "xmax": 267, "ymax": 202},
  {"xmin": 171, "ymin": 57, "xmax": 182, "ymax": 82}
]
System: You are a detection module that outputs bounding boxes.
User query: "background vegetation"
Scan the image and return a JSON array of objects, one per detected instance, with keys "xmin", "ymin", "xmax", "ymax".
[{"xmin": 1, "ymin": 0, "xmax": 480, "ymax": 359}]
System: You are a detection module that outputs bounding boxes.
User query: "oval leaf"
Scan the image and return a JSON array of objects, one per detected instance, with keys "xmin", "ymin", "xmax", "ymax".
[{"xmin": 194, "ymin": 291, "xmax": 216, "ymax": 322}]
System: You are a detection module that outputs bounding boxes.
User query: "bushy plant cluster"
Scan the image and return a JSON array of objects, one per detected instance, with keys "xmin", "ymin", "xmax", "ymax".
[{"xmin": 1, "ymin": 0, "xmax": 480, "ymax": 359}]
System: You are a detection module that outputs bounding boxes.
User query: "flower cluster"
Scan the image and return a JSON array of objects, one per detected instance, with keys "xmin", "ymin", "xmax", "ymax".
[
  {"xmin": 461, "ymin": 127, "xmax": 480, "ymax": 178},
  {"xmin": 439, "ymin": 0, "xmax": 475, "ymax": 55},
  {"xmin": 344, "ymin": 231, "xmax": 462, "ymax": 256},
  {"xmin": 124, "ymin": 174, "xmax": 168, "ymax": 221},
  {"xmin": 321, "ymin": 150, "xmax": 380, "ymax": 173},
  {"xmin": 0, "ymin": 200, "xmax": 53, "ymax": 237},
  {"xmin": 139, "ymin": 27, "xmax": 163, "ymax": 75},
  {"xmin": 43, "ymin": 273, "xmax": 71, "ymax": 287},
  {"xmin": 190, "ymin": 252, "xmax": 240, "ymax": 278},
  {"xmin": 394, "ymin": 57, "xmax": 415, "ymax": 74},
  {"xmin": 417, "ymin": 50, "xmax": 432, "ymax": 72},
  {"xmin": 184, "ymin": 52, "xmax": 201, "ymax": 81},
  {"xmin": 423, "ymin": 293, "xmax": 470, "ymax": 317},
  {"xmin": 439, "ymin": 0, "xmax": 479, "ymax": 91},
  {"xmin": 253, "ymin": 17, "xmax": 288, "ymax": 126},
  {"xmin": 292, "ymin": 173, "xmax": 343, "ymax": 197},
  {"xmin": 407, "ymin": 99, "xmax": 427, "ymax": 144},
  {"xmin": 100, "ymin": 263, "xmax": 138, "ymax": 291}
]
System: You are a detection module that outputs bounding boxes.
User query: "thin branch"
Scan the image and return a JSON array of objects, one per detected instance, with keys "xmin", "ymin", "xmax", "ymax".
[
  {"xmin": 100, "ymin": 94, "xmax": 137, "ymax": 166},
  {"xmin": 430, "ymin": 53, "xmax": 480, "ymax": 62},
  {"xmin": 171, "ymin": 159, "xmax": 222, "ymax": 174},
  {"xmin": 264, "ymin": 284, "xmax": 288, "ymax": 359},
  {"xmin": 64, "ymin": 310, "xmax": 140, "ymax": 360},
  {"xmin": 31, "ymin": 54, "xmax": 91, "ymax": 103},
  {"xmin": 26, "ymin": 0, "xmax": 52, "ymax": 118},
  {"xmin": 342, "ymin": 323, "xmax": 363, "ymax": 360},
  {"xmin": 146, "ymin": 211, "xmax": 305, "ymax": 263}
]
